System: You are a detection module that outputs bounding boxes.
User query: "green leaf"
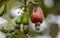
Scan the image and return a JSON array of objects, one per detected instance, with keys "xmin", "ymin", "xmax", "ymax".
[
  {"xmin": 0, "ymin": 3, "xmax": 5, "ymax": 15},
  {"xmin": 16, "ymin": 15, "xmax": 22, "ymax": 24},
  {"xmin": 22, "ymin": 11, "xmax": 29, "ymax": 25},
  {"xmin": 28, "ymin": 3, "xmax": 34, "ymax": 16},
  {"xmin": 0, "ymin": 0, "xmax": 4, "ymax": 8}
]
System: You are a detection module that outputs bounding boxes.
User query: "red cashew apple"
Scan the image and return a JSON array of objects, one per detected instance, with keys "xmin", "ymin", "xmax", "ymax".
[
  {"xmin": 31, "ymin": 7, "xmax": 44, "ymax": 23},
  {"xmin": 31, "ymin": 7, "xmax": 44, "ymax": 30}
]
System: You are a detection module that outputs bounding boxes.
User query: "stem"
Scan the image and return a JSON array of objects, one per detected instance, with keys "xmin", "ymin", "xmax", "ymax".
[
  {"xmin": 29, "ymin": 0, "xmax": 40, "ymax": 7},
  {"xmin": 23, "ymin": 25, "xmax": 29, "ymax": 34},
  {"xmin": 35, "ymin": 22, "xmax": 40, "ymax": 30},
  {"xmin": 24, "ymin": 0, "xmax": 27, "ymax": 11}
]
